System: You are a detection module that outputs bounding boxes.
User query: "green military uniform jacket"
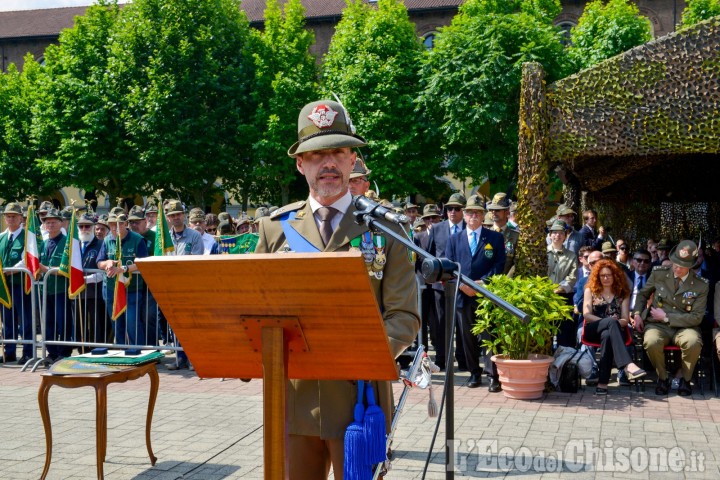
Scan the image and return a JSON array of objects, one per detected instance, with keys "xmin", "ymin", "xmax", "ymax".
[
  {"xmin": 499, "ymin": 225, "xmax": 520, "ymax": 276},
  {"xmin": 634, "ymin": 266, "xmax": 709, "ymax": 330},
  {"xmin": 0, "ymin": 228, "xmax": 25, "ymax": 286},
  {"xmin": 255, "ymin": 198, "xmax": 420, "ymax": 439},
  {"xmin": 40, "ymin": 234, "xmax": 68, "ymax": 295},
  {"xmin": 547, "ymin": 247, "xmax": 578, "ymax": 294}
]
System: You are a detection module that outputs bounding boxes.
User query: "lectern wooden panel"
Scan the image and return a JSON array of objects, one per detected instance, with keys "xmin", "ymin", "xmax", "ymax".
[{"xmin": 135, "ymin": 252, "xmax": 398, "ymax": 381}]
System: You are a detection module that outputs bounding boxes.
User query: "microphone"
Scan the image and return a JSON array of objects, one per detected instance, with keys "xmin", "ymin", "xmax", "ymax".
[{"xmin": 353, "ymin": 195, "xmax": 409, "ymax": 225}]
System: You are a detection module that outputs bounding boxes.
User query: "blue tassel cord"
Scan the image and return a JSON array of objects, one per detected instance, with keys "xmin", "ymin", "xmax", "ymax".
[
  {"xmin": 344, "ymin": 380, "xmax": 371, "ymax": 480},
  {"xmin": 363, "ymin": 381, "xmax": 387, "ymax": 465}
]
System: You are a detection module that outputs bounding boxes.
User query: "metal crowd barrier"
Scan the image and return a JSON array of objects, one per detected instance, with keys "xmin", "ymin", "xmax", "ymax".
[
  {"xmin": 22, "ymin": 269, "xmax": 184, "ymax": 372},
  {"xmin": 0, "ymin": 266, "xmax": 40, "ymax": 370}
]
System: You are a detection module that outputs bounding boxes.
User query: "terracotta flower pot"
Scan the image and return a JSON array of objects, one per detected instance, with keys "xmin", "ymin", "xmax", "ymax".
[{"xmin": 491, "ymin": 354, "xmax": 553, "ymax": 400}]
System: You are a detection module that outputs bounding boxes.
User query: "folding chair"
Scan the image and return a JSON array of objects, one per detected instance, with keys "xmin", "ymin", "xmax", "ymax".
[{"xmin": 580, "ymin": 320, "xmax": 640, "ymax": 391}]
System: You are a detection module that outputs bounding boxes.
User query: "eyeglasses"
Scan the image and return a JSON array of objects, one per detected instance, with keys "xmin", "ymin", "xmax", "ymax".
[
  {"xmin": 582, "ymin": 255, "xmax": 589, "ymax": 260},
  {"xmin": 207, "ymin": 228, "xmax": 217, "ymax": 234},
  {"xmin": 78, "ymin": 224, "xmax": 93, "ymax": 229},
  {"xmin": 618, "ymin": 245, "xmax": 627, "ymax": 251},
  {"xmin": 589, "ymin": 260, "xmax": 599, "ymax": 266},
  {"xmin": 446, "ymin": 206, "xmax": 463, "ymax": 212},
  {"xmin": 634, "ymin": 258, "xmax": 651, "ymax": 264},
  {"xmin": 600, "ymin": 274, "xmax": 613, "ymax": 279},
  {"xmin": 463, "ymin": 210, "xmax": 483, "ymax": 216}
]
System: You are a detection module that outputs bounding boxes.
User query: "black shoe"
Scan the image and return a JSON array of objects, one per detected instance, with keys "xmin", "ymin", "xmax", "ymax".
[
  {"xmin": 595, "ymin": 387, "xmax": 608, "ymax": 396},
  {"xmin": 167, "ymin": 359, "xmax": 189, "ymax": 371},
  {"xmin": 0, "ymin": 355, "xmax": 17, "ymax": 364},
  {"xmin": 466, "ymin": 373, "xmax": 482, "ymax": 388},
  {"xmin": 655, "ymin": 377, "xmax": 670, "ymax": 395},
  {"xmin": 488, "ymin": 377, "xmax": 502, "ymax": 393},
  {"xmin": 17, "ymin": 356, "xmax": 31, "ymax": 365},
  {"xmin": 678, "ymin": 378, "xmax": 692, "ymax": 396}
]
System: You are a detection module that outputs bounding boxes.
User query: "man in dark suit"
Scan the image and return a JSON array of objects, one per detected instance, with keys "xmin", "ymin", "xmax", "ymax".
[
  {"xmin": 446, "ymin": 195, "xmax": 506, "ymax": 390},
  {"xmin": 427, "ymin": 193, "xmax": 466, "ymax": 371},
  {"xmin": 414, "ymin": 208, "xmax": 439, "ymax": 352},
  {"xmin": 255, "ymin": 99, "xmax": 419, "ymax": 478},
  {"xmin": 579, "ymin": 208, "xmax": 605, "ymax": 249}
]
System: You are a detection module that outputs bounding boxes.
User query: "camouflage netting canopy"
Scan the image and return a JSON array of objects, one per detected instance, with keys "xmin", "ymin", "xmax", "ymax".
[{"xmin": 546, "ymin": 16, "xmax": 719, "ymax": 246}]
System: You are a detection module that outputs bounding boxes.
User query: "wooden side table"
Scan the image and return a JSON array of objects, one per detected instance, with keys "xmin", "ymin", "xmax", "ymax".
[{"xmin": 38, "ymin": 362, "xmax": 160, "ymax": 480}]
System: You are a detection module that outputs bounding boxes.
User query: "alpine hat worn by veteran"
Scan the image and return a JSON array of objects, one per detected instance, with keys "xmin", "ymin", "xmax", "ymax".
[
  {"xmin": 164, "ymin": 200, "xmax": 184, "ymax": 215},
  {"xmin": 421, "ymin": 204, "xmax": 441, "ymax": 220},
  {"xmin": 548, "ymin": 219, "xmax": 568, "ymax": 232},
  {"xmin": 108, "ymin": 211, "xmax": 128, "ymax": 223},
  {"xmin": 288, "ymin": 100, "xmax": 367, "ymax": 156},
  {"xmin": 128, "ymin": 205, "xmax": 146, "ymax": 221},
  {"xmin": 601, "ymin": 241, "xmax": 617, "ymax": 254},
  {"xmin": 555, "ymin": 204, "xmax": 576, "ymax": 216},
  {"xmin": 77, "ymin": 212, "xmax": 96, "ymax": 225},
  {"xmin": 487, "ymin": 192, "xmax": 511, "ymax": 210},
  {"xmin": 669, "ymin": 240, "xmax": 699, "ymax": 268},
  {"xmin": 2, "ymin": 202, "xmax": 23, "ymax": 215},
  {"xmin": 445, "ymin": 193, "xmax": 467, "ymax": 208},
  {"xmin": 464, "ymin": 195, "xmax": 486, "ymax": 211},
  {"xmin": 43, "ymin": 208, "xmax": 63, "ymax": 221},
  {"xmin": 349, "ymin": 158, "xmax": 371, "ymax": 179}
]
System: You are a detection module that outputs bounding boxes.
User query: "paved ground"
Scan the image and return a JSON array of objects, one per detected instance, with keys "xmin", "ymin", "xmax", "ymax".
[{"xmin": 2, "ymin": 355, "xmax": 720, "ymax": 479}]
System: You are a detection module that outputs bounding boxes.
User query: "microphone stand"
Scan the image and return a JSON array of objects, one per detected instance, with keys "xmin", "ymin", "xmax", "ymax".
[{"xmin": 354, "ymin": 209, "xmax": 528, "ymax": 480}]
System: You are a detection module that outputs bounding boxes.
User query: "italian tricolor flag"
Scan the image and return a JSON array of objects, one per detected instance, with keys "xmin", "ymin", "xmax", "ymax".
[
  {"xmin": 23, "ymin": 205, "xmax": 41, "ymax": 295},
  {"xmin": 59, "ymin": 208, "xmax": 86, "ymax": 298},
  {"xmin": 111, "ymin": 228, "xmax": 129, "ymax": 321}
]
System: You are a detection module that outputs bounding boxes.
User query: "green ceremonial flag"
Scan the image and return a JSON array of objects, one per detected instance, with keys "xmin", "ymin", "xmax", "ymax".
[
  {"xmin": 0, "ymin": 254, "xmax": 11, "ymax": 308},
  {"xmin": 218, "ymin": 234, "xmax": 259, "ymax": 254},
  {"xmin": 154, "ymin": 201, "xmax": 175, "ymax": 257}
]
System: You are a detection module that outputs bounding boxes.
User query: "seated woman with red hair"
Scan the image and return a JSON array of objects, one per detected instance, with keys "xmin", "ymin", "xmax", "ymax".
[{"xmin": 583, "ymin": 259, "xmax": 646, "ymax": 394}]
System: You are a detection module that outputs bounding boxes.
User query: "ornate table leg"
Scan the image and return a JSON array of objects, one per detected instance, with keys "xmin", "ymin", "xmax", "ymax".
[
  {"xmin": 38, "ymin": 378, "xmax": 53, "ymax": 480},
  {"xmin": 95, "ymin": 383, "xmax": 108, "ymax": 479},
  {"xmin": 146, "ymin": 365, "xmax": 159, "ymax": 465}
]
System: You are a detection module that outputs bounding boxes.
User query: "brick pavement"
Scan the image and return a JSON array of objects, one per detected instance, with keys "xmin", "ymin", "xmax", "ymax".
[{"xmin": 1, "ymin": 357, "xmax": 720, "ymax": 479}]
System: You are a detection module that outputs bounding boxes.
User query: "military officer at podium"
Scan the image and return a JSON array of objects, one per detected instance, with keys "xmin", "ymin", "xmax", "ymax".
[{"xmin": 255, "ymin": 100, "xmax": 420, "ymax": 479}]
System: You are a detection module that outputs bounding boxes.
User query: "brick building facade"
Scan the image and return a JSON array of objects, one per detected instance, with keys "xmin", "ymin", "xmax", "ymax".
[{"xmin": 1, "ymin": 0, "xmax": 686, "ymax": 72}]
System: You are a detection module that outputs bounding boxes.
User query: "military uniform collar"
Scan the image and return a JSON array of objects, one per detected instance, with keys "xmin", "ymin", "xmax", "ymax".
[
  {"xmin": 308, "ymin": 190, "xmax": 352, "ymax": 216},
  {"xmin": 674, "ymin": 272, "xmax": 690, "ymax": 283}
]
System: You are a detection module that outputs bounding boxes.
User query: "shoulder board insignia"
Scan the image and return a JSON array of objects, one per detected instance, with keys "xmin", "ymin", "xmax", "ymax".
[
  {"xmin": 696, "ymin": 274, "xmax": 709, "ymax": 284},
  {"xmin": 270, "ymin": 201, "xmax": 306, "ymax": 220},
  {"xmin": 652, "ymin": 265, "xmax": 670, "ymax": 271}
]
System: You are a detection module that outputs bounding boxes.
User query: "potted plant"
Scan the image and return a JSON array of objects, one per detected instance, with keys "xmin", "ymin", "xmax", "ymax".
[{"xmin": 472, "ymin": 275, "xmax": 572, "ymax": 399}]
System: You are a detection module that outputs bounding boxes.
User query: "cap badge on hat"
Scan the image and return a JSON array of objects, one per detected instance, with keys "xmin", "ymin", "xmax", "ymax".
[
  {"xmin": 308, "ymin": 104, "xmax": 338, "ymax": 129},
  {"xmin": 678, "ymin": 247, "xmax": 690, "ymax": 258}
]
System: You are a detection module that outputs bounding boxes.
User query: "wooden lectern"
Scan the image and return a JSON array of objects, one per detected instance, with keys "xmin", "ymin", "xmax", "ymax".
[{"xmin": 135, "ymin": 252, "xmax": 398, "ymax": 480}]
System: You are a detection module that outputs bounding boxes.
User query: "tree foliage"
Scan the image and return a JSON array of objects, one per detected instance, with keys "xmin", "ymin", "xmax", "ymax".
[
  {"xmin": 567, "ymin": 0, "xmax": 652, "ymax": 71},
  {"xmin": 0, "ymin": 58, "xmax": 56, "ymax": 200},
  {"xmin": 33, "ymin": 1, "xmax": 127, "ymax": 200},
  {"xmin": 322, "ymin": 0, "xmax": 440, "ymax": 198},
  {"xmin": 108, "ymin": 0, "xmax": 258, "ymax": 206},
  {"xmin": 417, "ymin": 0, "xmax": 567, "ymax": 191},
  {"xmin": 251, "ymin": 0, "xmax": 319, "ymax": 206},
  {"xmin": 679, "ymin": 0, "xmax": 720, "ymax": 30}
]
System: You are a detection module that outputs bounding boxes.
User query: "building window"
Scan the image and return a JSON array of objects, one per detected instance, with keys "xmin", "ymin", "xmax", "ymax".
[
  {"xmin": 422, "ymin": 32, "xmax": 437, "ymax": 51},
  {"xmin": 556, "ymin": 21, "xmax": 576, "ymax": 46}
]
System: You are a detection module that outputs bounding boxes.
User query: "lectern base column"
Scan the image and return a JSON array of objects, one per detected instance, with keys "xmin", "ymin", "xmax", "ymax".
[{"xmin": 262, "ymin": 326, "xmax": 289, "ymax": 480}]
